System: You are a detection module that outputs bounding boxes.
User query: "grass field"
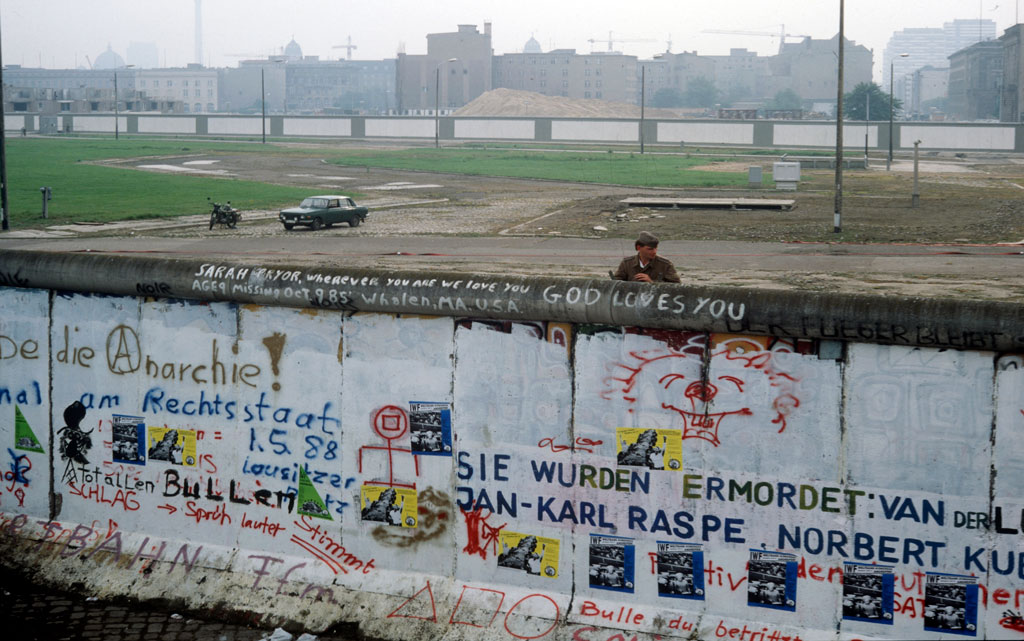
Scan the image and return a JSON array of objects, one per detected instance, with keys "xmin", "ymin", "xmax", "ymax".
[
  {"xmin": 327, "ymin": 147, "xmax": 752, "ymax": 187},
  {"xmin": 2, "ymin": 138, "xmax": 318, "ymax": 225}
]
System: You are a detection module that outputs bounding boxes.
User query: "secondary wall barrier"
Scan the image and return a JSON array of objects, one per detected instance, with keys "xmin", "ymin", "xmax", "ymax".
[
  {"xmin": 0, "ymin": 249, "xmax": 1022, "ymax": 640},
  {"xmin": 8, "ymin": 113, "xmax": 1024, "ymax": 153}
]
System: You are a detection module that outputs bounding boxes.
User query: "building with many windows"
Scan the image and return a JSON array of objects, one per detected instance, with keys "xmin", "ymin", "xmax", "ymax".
[
  {"xmin": 884, "ymin": 19, "xmax": 996, "ymax": 117},
  {"xmin": 395, "ymin": 23, "xmax": 493, "ymax": 113},
  {"xmin": 948, "ymin": 39, "xmax": 1004, "ymax": 120},
  {"xmin": 135, "ymin": 64, "xmax": 218, "ymax": 113},
  {"xmin": 1001, "ymin": 24, "xmax": 1023, "ymax": 121},
  {"xmin": 493, "ymin": 49, "xmax": 638, "ymax": 103}
]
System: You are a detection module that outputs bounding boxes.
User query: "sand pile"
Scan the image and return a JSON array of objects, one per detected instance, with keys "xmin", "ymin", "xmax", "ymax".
[{"xmin": 453, "ymin": 88, "xmax": 679, "ymax": 118}]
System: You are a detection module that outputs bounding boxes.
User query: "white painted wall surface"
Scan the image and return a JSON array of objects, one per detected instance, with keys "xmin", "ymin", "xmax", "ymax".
[
  {"xmin": 365, "ymin": 118, "xmax": 435, "ymax": 138},
  {"xmin": 283, "ymin": 118, "xmax": 352, "ymax": 137},
  {"xmin": 900, "ymin": 125, "xmax": 1017, "ymax": 150},
  {"xmin": 72, "ymin": 116, "xmax": 119, "ymax": 133},
  {"xmin": 657, "ymin": 122, "xmax": 754, "ymax": 145},
  {"xmin": 207, "ymin": 117, "xmax": 263, "ymax": 135},
  {"xmin": 552, "ymin": 120, "xmax": 638, "ymax": 142},
  {"xmin": 2, "ymin": 287, "xmax": 1021, "ymax": 640},
  {"xmin": 773, "ymin": 123, "xmax": 878, "ymax": 148},
  {"xmin": 454, "ymin": 119, "xmax": 535, "ymax": 140},
  {"xmin": 0, "ymin": 288, "xmax": 50, "ymax": 518},
  {"xmin": 138, "ymin": 116, "xmax": 197, "ymax": 134}
]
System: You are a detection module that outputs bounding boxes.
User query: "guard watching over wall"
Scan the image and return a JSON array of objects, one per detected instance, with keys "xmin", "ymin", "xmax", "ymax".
[{"xmin": 612, "ymin": 231, "xmax": 681, "ymax": 283}]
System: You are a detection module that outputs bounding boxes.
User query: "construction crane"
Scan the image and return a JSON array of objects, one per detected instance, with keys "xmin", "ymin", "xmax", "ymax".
[
  {"xmin": 587, "ymin": 31, "xmax": 655, "ymax": 53},
  {"xmin": 701, "ymin": 25, "xmax": 810, "ymax": 53},
  {"xmin": 332, "ymin": 36, "xmax": 358, "ymax": 60}
]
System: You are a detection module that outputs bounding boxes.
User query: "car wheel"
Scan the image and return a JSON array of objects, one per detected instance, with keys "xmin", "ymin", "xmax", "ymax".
[
  {"xmin": 209, "ymin": 213, "xmax": 216, "ymax": 230},
  {"xmin": 311, "ymin": 218, "xmax": 323, "ymax": 230},
  {"xmin": 349, "ymin": 216, "xmax": 360, "ymax": 227},
  {"xmin": 283, "ymin": 223, "xmax": 294, "ymax": 231}
]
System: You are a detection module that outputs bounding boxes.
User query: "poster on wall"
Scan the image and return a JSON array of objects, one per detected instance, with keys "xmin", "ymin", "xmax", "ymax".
[
  {"xmin": 842, "ymin": 562, "xmax": 894, "ymax": 624},
  {"xmin": 14, "ymin": 406, "xmax": 45, "ymax": 453},
  {"xmin": 924, "ymin": 572, "xmax": 979, "ymax": 636},
  {"xmin": 497, "ymin": 531, "xmax": 560, "ymax": 578},
  {"xmin": 747, "ymin": 550, "xmax": 797, "ymax": 611},
  {"xmin": 615, "ymin": 428, "xmax": 682, "ymax": 471},
  {"xmin": 589, "ymin": 534, "xmax": 635, "ymax": 594},
  {"xmin": 111, "ymin": 414, "xmax": 146, "ymax": 465},
  {"xmin": 297, "ymin": 466, "xmax": 333, "ymax": 520},
  {"xmin": 360, "ymin": 485, "xmax": 418, "ymax": 527},
  {"xmin": 145, "ymin": 426, "xmax": 196, "ymax": 466},
  {"xmin": 408, "ymin": 401, "xmax": 452, "ymax": 456},
  {"xmin": 656, "ymin": 542, "xmax": 705, "ymax": 600}
]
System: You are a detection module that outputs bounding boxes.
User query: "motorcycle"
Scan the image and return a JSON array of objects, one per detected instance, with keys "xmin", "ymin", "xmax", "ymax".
[{"xmin": 208, "ymin": 197, "xmax": 240, "ymax": 230}]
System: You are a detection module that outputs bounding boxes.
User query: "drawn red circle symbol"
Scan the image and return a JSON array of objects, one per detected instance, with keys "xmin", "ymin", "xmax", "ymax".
[{"xmin": 373, "ymin": 405, "xmax": 409, "ymax": 441}]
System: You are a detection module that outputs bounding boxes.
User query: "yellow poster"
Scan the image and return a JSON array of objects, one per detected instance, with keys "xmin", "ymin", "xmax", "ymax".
[
  {"xmin": 146, "ymin": 427, "xmax": 197, "ymax": 467},
  {"xmin": 360, "ymin": 485, "xmax": 418, "ymax": 528},
  {"xmin": 616, "ymin": 428, "xmax": 682, "ymax": 471},
  {"xmin": 497, "ymin": 531, "xmax": 559, "ymax": 578}
]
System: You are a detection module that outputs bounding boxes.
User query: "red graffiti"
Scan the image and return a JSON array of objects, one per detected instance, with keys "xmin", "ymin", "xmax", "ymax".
[
  {"xmin": 537, "ymin": 437, "xmax": 604, "ymax": 454},
  {"xmin": 67, "ymin": 482, "xmax": 140, "ymax": 511},
  {"xmin": 449, "ymin": 585, "xmax": 505, "ymax": 627},
  {"xmin": 290, "ymin": 516, "xmax": 375, "ymax": 575},
  {"xmin": 388, "ymin": 581, "xmax": 438, "ymax": 622},
  {"xmin": 1000, "ymin": 610, "xmax": 1024, "ymax": 634},
  {"xmin": 359, "ymin": 405, "xmax": 419, "ymax": 490},
  {"xmin": 461, "ymin": 507, "xmax": 506, "ymax": 560},
  {"xmin": 603, "ymin": 336, "xmax": 804, "ymax": 446}
]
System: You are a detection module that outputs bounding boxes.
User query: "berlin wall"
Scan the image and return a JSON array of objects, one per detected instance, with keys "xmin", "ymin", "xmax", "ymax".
[{"xmin": 0, "ymin": 250, "xmax": 1023, "ymax": 640}]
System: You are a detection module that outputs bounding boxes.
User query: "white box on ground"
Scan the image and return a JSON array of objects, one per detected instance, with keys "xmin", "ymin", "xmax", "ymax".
[{"xmin": 773, "ymin": 161, "xmax": 801, "ymax": 191}]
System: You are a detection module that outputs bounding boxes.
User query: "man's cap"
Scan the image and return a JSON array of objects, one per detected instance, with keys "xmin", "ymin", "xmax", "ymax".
[{"xmin": 636, "ymin": 231, "xmax": 659, "ymax": 246}]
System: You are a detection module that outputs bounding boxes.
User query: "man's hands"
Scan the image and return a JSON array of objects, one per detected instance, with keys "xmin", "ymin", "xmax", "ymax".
[{"xmin": 632, "ymin": 273, "xmax": 652, "ymax": 283}]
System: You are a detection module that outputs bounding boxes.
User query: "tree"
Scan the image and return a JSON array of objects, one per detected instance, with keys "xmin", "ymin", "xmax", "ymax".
[
  {"xmin": 844, "ymin": 82, "xmax": 901, "ymax": 121},
  {"xmin": 767, "ymin": 89, "xmax": 803, "ymax": 111},
  {"xmin": 650, "ymin": 88, "xmax": 685, "ymax": 108},
  {"xmin": 682, "ymin": 77, "xmax": 719, "ymax": 109}
]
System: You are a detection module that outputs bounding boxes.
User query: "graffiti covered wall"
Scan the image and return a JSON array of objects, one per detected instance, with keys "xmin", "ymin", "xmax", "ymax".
[{"xmin": 1, "ymin": 280, "xmax": 1023, "ymax": 640}]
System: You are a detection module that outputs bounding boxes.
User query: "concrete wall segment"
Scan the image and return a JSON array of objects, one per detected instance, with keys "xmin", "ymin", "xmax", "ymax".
[{"xmin": 2, "ymin": 249, "xmax": 1024, "ymax": 639}]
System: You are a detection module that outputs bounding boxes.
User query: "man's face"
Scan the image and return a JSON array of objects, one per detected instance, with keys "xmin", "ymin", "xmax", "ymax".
[{"xmin": 637, "ymin": 243, "xmax": 658, "ymax": 262}]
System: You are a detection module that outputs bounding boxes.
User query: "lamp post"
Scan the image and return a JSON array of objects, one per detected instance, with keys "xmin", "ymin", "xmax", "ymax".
[
  {"xmin": 114, "ymin": 64, "xmax": 134, "ymax": 140},
  {"xmin": 887, "ymin": 53, "xmax": 909, "ymax": 170},
  {"xmin": 435, "ymin": 58, "xmax": 457, "ymax": 149}
]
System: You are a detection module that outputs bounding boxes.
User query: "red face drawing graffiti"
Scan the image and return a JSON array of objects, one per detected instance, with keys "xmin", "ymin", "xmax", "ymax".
[{"xmin": 602, "ymin": 336, "xmax": 802, "ymax": 447}]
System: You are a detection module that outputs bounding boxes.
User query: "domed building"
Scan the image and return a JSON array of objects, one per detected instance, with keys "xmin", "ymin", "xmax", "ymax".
[
  {"xmin": 523, "ymin": 36, "xmax": 542, "ymax": 54},
  {"xmin": 93, "ymin": 44, "xmax": 125, "ymax": 70},
  {"xmin": 284, "ymin": 38, "xmax": 303, "ymax": 61}
]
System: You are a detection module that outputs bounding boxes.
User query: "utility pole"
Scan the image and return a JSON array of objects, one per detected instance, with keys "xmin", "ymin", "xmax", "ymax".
[
  {"xmin": 834, "ymin": 0, "xmax": 845, "ymax": 233},
  {"xmin": 640, "ymin": 66, "xmax": 645, "ymax": 154},
  {"xmin": 1, "ymin": 12, "xmax": 9, "ymax": 230}
]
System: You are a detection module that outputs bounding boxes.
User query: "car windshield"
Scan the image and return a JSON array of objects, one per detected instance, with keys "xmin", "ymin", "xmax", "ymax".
[{"xmin": 300, "ymin": 198, "xmax": 328, "ymax": 209}]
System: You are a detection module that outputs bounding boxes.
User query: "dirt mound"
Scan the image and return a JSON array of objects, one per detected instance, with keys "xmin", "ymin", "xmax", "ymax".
[{"xmin": 453, "ymin": 88, "xmax": 679, "ymax": 119}]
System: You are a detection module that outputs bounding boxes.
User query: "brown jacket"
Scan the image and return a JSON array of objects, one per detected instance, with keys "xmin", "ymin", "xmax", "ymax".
[{"xmin": 612, "ymin": 255, "xmax": 681, "ymax": 283}]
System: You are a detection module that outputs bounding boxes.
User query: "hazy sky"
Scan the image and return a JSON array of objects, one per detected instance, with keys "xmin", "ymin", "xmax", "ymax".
[{"xmin": 3, "ymin": 0, "xmax": 1019, "ymax": 81}]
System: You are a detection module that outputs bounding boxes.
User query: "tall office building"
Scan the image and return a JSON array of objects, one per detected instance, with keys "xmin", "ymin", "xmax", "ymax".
[{"xmin": 884, "ymin": 19, "xmax": 996, "ymax": 115}]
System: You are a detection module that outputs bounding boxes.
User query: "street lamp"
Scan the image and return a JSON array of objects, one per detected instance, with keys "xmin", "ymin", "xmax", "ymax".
[
  {"xmin": 435, "ymin": 58, "xmax": 457, "ymax": 149},
  {"xmin": 114, "ymin": 64, "xmax": 134, "ymax": 140},
  {"xmin": 887, "ymin": 53, "xmax": 909, "ymax": 170}
]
